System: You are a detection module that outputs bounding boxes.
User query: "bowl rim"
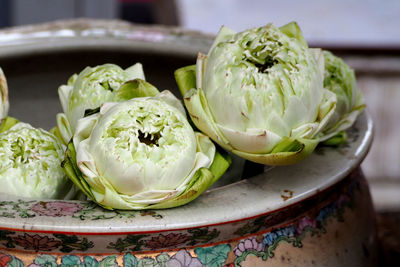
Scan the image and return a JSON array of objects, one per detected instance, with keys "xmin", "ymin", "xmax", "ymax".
[
  {"xmin": 0, "ymin": 18, "xmax": 214, "ymax": 58},
  {"xmin": 0, "ymin": 19, "xmax": 374, "ymax": 234}
]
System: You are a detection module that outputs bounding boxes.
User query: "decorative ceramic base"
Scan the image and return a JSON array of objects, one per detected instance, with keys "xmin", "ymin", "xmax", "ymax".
[
  {"xmin": 0, "ymin": 168, "xmax": 378, "ymax": 267},
  {"xmin": 0, "ymin": 20, "xmax": 377, "ymax": 267}
]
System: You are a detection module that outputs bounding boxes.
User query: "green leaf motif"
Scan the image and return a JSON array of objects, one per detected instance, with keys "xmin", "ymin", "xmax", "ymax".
[
  {"xmin": 123, "ymin": 253, "xmax": 138, "ymax": 267},
  {"xmin": 137, "ymin": 257, "xmax": 156, "ymax": 267},
  {"xmin": 53, "ymin": 234, "xmax": 94, "ymax": 253},
  {"xmin": 0, "ymin": 229, "xmax": 16, "ymax": 248},
  {"xmin": 7, "ymin": 257, "xmax": 25, "ymax": 267},
  {"xmin": 195, "ymin": 244, "xmax": 231, "ymax": 267},
  {"xmin": 155, "ymin": 253, "xmax": 170, "ymax": 267},
  {"xmin": 0, "ymin": 199, "xmax": 36, "ymax": 219},
  {"xmin": 187, "ymin": 227, "xmax": 220, "ymax": 246},
  {"xmin": 60, "ymin": 255, "xmax": 82, "ymax": 267},
  {"xmin": 98, "ymin": 255, "xmax": 118, "ymax": 267},
  {"xmin": 0, "ymin": 212, "xmax": 14, "ymax": 218},
  {"xmin": 107, "ymin": 234, "xmax": 148, "ymax": 253},
  {"xmin": 83, "ymin": 256, "xmax": 99, "ymax": 267},
  {"xmin": 234, "ymin": 215, "xmax": 268, "ymax": 236},
  {"xmin": 34, "ymin": 255, "xmax": 58, "ymax": 267}
]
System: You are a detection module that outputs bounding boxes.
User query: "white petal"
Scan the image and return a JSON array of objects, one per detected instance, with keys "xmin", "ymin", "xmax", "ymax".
[
  {"xmin": 218, "ymin": 124, "xmax": 282, "ymax": 154},
  {"xmin": 56, "ymin": 113, "xmax": 73, "ymax": 144}
]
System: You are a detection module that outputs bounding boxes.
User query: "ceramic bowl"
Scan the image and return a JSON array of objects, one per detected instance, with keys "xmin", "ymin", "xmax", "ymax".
[{"xmin": 0, "ymin": 19, "xmax": 378, "ymax": 267}]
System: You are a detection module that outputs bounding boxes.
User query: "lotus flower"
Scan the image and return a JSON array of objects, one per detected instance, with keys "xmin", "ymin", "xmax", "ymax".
[
  {"xmin": 62, "ymin": 83, "xmax": 230, "ymax": 210},
  {"xmin": 0, "ymin": 122, "xmax": 76, "ymax": 199},
  {"xmin": 318, "ymin": 50, "xmax": 365, "ymax": 144},
  {"xmin": 55, "ymin": 63, "xmax": 151, "ymax": 144},
  {"xmin": 175, "ymin": 22, "xmax": 337, "ymax": 165}
]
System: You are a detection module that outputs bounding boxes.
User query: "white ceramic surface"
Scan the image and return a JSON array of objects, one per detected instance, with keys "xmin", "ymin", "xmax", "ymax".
[
  {"xmin": 0, "ymin": 20, "xmax": 376, "ymax": 267},
  {"xmin": 0, "ymin": 19, "xmax": 373, "ymax": 233}
]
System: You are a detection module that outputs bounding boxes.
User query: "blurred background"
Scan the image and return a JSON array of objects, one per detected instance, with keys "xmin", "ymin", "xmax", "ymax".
[
  {"xmin": 0, "ymin": 0, "xmax": 400, "ymax": 253},
  {"xmin": 1, "ymin": 0, "xmax": 400, "ymax": 47}
]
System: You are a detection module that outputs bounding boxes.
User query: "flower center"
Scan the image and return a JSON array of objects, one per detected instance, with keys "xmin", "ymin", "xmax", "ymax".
[
  {"xmin": 138, "ymin": 130, "xmax": 160, "ymax": 147},
  {"xmin": 246, "ymin": 55, "xmax": 278, "ymax": 73}
]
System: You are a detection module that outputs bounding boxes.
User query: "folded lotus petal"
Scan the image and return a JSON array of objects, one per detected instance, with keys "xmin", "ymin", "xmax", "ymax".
[
  {"xmin": 56, "ymin": 113, "xmax": 73, "ymax": 145},
  {"xmin": 125, "ymin": 63, "xmax": 145, "ymax": 80},
  {"xmin": 217, "ymin": 124, "xmax": 281, "ymax": 154},
  {"xmin": 233, "ymin": 138, "xmax": 319, "ymax": 166},
  {"xmin": 63, "ymin": 90, "xmax": 230, "ymax": 210},
  {"xmin": 183, "ymin": 88, "xmax": 229, "ymax": 145},
  {"xmin": 58, "ymin": 84, "xmax": 73, "ymax": 116},
  {"xmin": 320, "ymin": 108, "xmax": 362, "ymax": 141}
]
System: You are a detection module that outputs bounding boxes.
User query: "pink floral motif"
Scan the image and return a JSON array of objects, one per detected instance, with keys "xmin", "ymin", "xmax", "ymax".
[
  {"xmin": 14, "ymin": 234, "xmax": 61, "ymax": 251},
  {"xmin": 0, "ymin": 252, "xmax": 12, "ymax": 267},
  {"xmin": 233, "ymin": 237, "xmax": 262, "ymax": 257},
  {"xmin": 27, "ymin": 264, "xmax": 41, "ymax": 267},
  {"xmin": 296, "ymin": 216, "xmax": 317, "ymax": 235},
  {"xmin": 145, "ymin": 233, "xmax": 190, "ymax": 250},
  {"xmin": 168, "ymin": 250, "xmax": 202, "ymax": 267},
  {"xmin": 31, "ymin": 201, "xmax": 82, "ymax": 217}
]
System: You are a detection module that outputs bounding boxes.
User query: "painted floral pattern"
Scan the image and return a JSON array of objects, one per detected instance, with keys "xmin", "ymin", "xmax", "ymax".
[
  {"xmin": 30, "ymin": 255, "xmax": 58, "ymax": 267},
  {"xmin": 0, "ymin": 252, "xmax": 12, "ymax": 266},
  {"xmin": 262, "ymin": 225, "xmax": 296, "ymax": 248},
  {"xmin": 194, "ymin": 244, "xmax": 231, "ymax": 267},
  {"xmin": 0, "ymin": 172, "xmax": 363, "ymax": 266},
  {"xmin": 14, "ymin": 234, "xmax": 62, "ymax": 252},
  {"xmin": 0, "ymin": 200, "xmax": 163, "ymax": 220},
  {"xmin": 105, "ymin": 227, "xmax": 220, "ymax": 253},
  {"xmin": 233, "ymin": 237, "xmax": 263, "ymax": 257},
  {"xmin": 31, "ymin": 201, "xmax": 82, "ymax": 217},
  {"xmin": 296, "ymin": 216, "xmax": 317, "ymax": 235},
  {"xmin": 145, "ymin": 233, "xmax": 190, "ymax": 250},
  {"xmin": 168, "ymin": 250, "xmax": 202, "ymax": 267}
]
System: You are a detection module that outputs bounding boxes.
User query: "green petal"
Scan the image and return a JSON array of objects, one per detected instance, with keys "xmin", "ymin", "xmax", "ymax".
[
  {"xmin": 0, "ymin": 116, "xmax": 19, "ymax": 133},
  {"xmin": 209, "ymin": 26, "xmax": 236, "ymax": 54},
  {"xmin": 62, "ymin": 141, "xmax": 96, "ymax": 201},
  {"xmin": 49, "ymin": 126, "xmax": 63, "ymax": 143},
  {"xmin": 207, "ymin": 147, "xmax": 232, "ymax": 182},
  {"xmin": 116, "ymin": 79, "xmax": 160, "ymax": 100},
  {"xmin": 233, "ymin": 138, "xmax": 319, "ymax": 166},
  {"xmin": 184, "ymin": 88, "xmax": 230, "ymax": 146},
  {"xmin": 176, "ymin": 61, "xmax": 238, "ymax": 151},
  {"xmin": 321, "ymin": 131, "xmax": 347, "ymax": 146},
  {"xmin": 52, "ymin": 113, "xmax": 73, "ymax": 145},
  {"xmin": 279, "ymin": 21, "xmax": 308, "ymax": 47},
  {"xmin": 175, "ymin": 65, "xmax": 197, "ymax": 97}
]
